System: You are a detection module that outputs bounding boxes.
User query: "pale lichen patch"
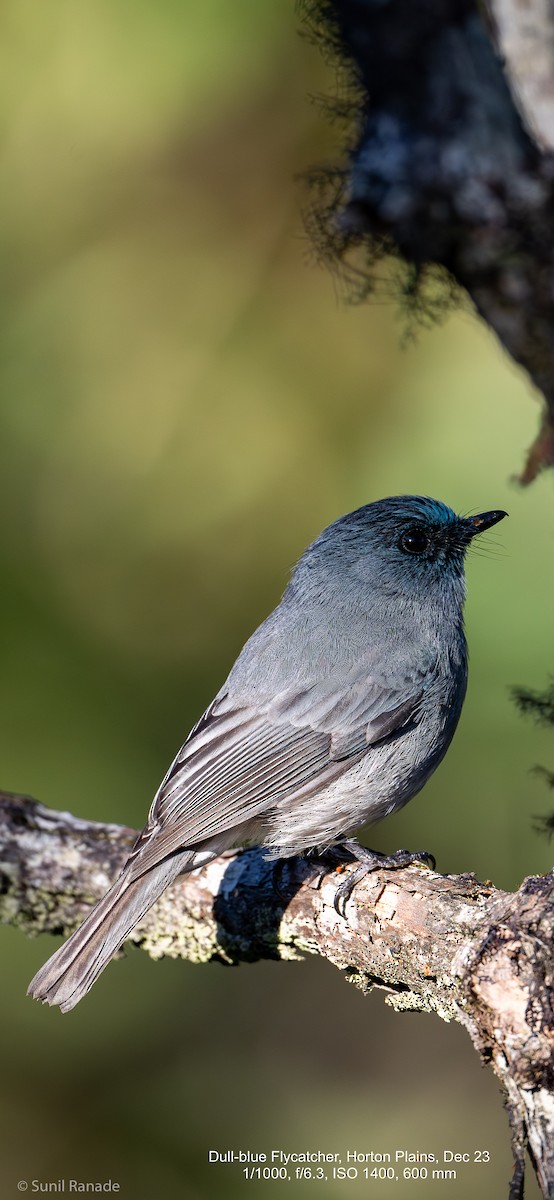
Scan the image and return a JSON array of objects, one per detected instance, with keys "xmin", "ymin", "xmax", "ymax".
[{"xmin": 386, "ymin": 990, "xmax": 457, "ymax": 1021}]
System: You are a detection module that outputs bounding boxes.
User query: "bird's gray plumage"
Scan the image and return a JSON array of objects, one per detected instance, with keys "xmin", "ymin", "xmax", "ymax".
[{"xmin": 28, "ymin": 495, "xmax": 506, "ymax": 1011}]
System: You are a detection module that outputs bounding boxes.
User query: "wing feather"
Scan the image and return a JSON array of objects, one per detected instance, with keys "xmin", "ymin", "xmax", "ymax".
[{"xmin": 127, "ymin": 663, "xmax": 428, "ymax": 879}]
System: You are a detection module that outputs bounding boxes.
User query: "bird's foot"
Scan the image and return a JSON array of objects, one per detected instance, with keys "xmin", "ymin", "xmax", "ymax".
[
  {"xmin": 328, "ymin": 841, "xmax": 436, "ymax": 917},
  {"xmin": 272, "ymin": 847, "xmax": 341, "ymax": 901},
  {"xmin": 273, "ymin": 843, "xmax": 435, "ymax": 913},
  {"xmin": 272, "ymin": 856, "xmax": 296, "ymax": 903}
]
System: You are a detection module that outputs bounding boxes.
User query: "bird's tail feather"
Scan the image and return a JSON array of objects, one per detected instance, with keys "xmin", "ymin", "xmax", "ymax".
[{"xmin": 27, "ymin": 850, "xmax": 194, "ymax": 1012}]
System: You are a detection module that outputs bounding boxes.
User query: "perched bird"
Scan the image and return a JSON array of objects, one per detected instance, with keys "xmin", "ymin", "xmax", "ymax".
[{"xmin": 28, "ymin": 495, "xmax": 506, "ymax": 1011}]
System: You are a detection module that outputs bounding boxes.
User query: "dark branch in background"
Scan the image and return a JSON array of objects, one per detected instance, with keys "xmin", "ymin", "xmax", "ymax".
[
  {"xmin": 301, "ymin": 0, "xmax": 554, "ymax": 482},
  {"xmin": 2, "ymin": 789, "xmax": 554, "ymax": 1199},
  {"xmin": 513, "ymin": 681, "xmax": 554, "ymax": 837}
]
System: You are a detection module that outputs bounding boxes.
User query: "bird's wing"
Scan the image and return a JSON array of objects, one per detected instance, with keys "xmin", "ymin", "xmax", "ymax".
[{"xmin": 126, "ymin": 666, "xmax": 430, "ymax": 879}]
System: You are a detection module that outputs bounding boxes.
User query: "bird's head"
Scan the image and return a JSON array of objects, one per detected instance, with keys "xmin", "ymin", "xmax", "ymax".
[{"xmin": 293, "ymin": 496, "xmax": 507, "ymax": 609}]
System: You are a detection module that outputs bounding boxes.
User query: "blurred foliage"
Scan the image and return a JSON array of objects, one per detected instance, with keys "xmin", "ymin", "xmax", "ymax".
[
  {"xmin": 0, "ymin": 2, "xmax": 550, "ymax": 1198},
  {"xmin": 513, "ymin": 681, "xmax": 554, "ymax": 836}
]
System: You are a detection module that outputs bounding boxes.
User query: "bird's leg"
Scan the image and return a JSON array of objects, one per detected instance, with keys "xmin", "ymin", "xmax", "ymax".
[
  {"xmin": 272, "ymin": 847, "xmax": 332, "ymax": 901},
  {"xmin": 329, "ymin": 841, "xmax": 436, "ymax": 916},
  {"xmin": 272, "ymin": 843, "xmax": 435, "ymax": 912},
  {"xmin": 272, "ymin": 856, "xmax": 295, "ymax": 902}
]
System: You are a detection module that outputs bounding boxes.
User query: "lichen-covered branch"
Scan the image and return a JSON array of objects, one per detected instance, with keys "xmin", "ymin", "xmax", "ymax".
[
  {"xmin": 1, "ymin": 790, "xmax": 553, "ymax": 1197},
  {"xmin": 303, "ymin": 0, "xmax": 554, "ymax": 482}
]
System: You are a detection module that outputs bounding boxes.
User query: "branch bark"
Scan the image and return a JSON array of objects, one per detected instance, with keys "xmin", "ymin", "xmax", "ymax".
[
  {"xmin": 304, "ymin": 0, "xmax": 554, "ymax": 482},
  {"xmin": 486, "ymin": 0, "xmax": 554, "ymax": 152},
  {"xmin": 1, "ymin": 789, "xmax": 553, "ymax": 1198}
]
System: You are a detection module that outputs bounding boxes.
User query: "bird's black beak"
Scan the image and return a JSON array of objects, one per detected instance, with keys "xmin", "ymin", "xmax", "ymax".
[{"xmin": 465, "ymin": 510, "xmax": 508, "ymax": 537}]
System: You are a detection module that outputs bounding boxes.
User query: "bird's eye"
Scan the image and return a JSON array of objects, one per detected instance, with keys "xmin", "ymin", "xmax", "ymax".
[{"xmin": 399, "ymin": 528, "xmax": 431, "ymax": 555}]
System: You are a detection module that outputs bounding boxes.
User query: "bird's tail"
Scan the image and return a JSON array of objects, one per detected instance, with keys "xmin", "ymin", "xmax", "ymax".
[{"xmin": 27, "ymin": 850, "xmax": 195, "ymax": 1012}]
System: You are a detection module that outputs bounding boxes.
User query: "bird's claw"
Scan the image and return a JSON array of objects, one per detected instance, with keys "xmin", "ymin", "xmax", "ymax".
[
  {"xmin": 327, "ymin": 842, "xmax": 437, "ymax": 916},
  {"xmin": 273, "ymin": 843, "xmax": 436, "ymax": 915}
]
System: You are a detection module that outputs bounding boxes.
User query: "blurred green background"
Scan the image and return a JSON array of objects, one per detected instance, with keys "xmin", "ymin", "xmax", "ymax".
[{"xmin": 1, "ymin": 2, "xmax": 552, "ymax": 1198}]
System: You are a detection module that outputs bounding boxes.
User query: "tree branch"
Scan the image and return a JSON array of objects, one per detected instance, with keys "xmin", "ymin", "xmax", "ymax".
[
  {"xmin": 303, "ymin": 0, "xmax": 554, "ymax": 482},
  {"xmin": 486, "ymin": 0, "xmax": 554, "ymax": 153},
  {"xmin": 1, "ymin": 789, "xmax": 553, "ymax": 1197}
]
